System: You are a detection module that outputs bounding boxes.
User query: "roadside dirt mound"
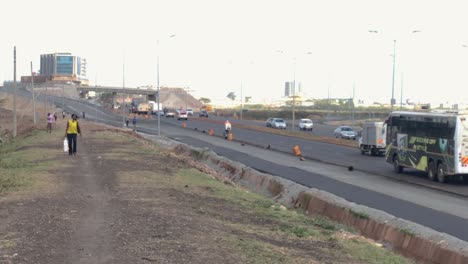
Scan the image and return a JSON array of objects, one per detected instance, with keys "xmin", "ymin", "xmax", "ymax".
[{"xmin": 160, "ymin": 87, "xmax": 202, "ymax": 110}]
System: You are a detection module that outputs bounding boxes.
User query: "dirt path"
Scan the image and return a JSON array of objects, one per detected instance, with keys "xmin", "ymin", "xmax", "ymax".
[{"xmin": 0, "ymin": 120, "xmax": 412, "ymax": 264}]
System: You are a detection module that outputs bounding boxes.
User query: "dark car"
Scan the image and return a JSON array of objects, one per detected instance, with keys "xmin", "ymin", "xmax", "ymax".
[{"xmin": 199, "ymin": 110, "xmax": 209, "ymax": 117}]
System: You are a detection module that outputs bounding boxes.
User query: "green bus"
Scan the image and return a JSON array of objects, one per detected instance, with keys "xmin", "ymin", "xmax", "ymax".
[{"xmin": 385, "ymin": 111, "xmax": 468, "ymax": 183}]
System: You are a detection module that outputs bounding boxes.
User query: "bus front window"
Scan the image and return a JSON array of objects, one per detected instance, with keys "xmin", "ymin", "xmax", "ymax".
[{"xmin": 461, "ymin": 117, "xmax": 468, "ymax": 157}]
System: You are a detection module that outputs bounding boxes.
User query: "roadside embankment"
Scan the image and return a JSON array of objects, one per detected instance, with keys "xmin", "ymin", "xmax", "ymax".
[{"xmin": 157, "ymin": 137, "xmax": 468, "ymax": 264}]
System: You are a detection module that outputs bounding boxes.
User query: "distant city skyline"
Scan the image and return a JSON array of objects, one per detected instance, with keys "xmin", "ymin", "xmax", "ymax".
[{"xmin": 1, "ymin": 0, "xmax": 467, "ymax": 105}]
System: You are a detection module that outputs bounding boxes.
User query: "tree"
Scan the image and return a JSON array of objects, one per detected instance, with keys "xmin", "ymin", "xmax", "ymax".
[
  {"xmin": 245, "ymin": 96, "xmax": 252, "ymax": 103},
  {"xmin": 227, "ymin": 92, "xmax": 236, "ymax": 101},
  {"xmin": 199, "ymin": 97, "xmax": 211, "ymax": 104}
]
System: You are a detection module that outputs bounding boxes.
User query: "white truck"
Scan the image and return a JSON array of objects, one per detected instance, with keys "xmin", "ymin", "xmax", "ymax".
[
  {"xmin": 148, "ymin": 101, "xmax": 163, "ymax": 114},
  {"xmin": 358, "ymin": 122, "xmax": 386, "ymax": 156}
]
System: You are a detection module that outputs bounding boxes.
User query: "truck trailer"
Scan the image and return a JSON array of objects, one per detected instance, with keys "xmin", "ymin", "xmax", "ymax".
[{"xmin": 358, "ymin": 122, "xmax": 386, "ymax": 156}]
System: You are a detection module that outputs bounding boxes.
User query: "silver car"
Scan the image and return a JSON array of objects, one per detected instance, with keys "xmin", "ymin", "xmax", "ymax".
[
  {"xmin": 334, "ymin": 126, "xmax": 357, "ymax": 140},
  {"xmin": 266, "ymin": 118, "xmax": 287, "ymax": 129}
]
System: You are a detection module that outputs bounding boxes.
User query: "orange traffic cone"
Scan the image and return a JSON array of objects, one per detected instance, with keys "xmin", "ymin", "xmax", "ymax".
[
  {"xmin": 208, "ymin": 128, "xmax": 213, "ymax": 136},
  {"xmin": 182, "ymin": 123, "xmax": 187, "ymax": 128},
  {"xmin": 292, "ymin": 145, "xmax": 301, "ymax": 156}
]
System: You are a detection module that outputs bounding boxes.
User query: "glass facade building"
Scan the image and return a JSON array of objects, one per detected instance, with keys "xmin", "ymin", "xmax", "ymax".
[
  {"xmin": 39, "ymin": 53, "xmax": 87, "ymax": 83},
  {"xmin": 56, "ymin": 55, "xmax": 73, "ymax": 75}
]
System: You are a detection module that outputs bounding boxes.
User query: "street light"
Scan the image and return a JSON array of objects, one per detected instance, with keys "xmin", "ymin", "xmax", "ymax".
[
  {"xmin": 122, "ymin": 51, "xmax": 126, "ymax": 126},
  {"xmin": 157, "ymin": 34, "xmax": 176, "ymax": 137},
  {"xmin": 276, "ymin": 50, "xmax": 311, "ymax": 130},
  {"xmin": 368, "ymin": 30, "xmax": 420, "ymax": 112}
]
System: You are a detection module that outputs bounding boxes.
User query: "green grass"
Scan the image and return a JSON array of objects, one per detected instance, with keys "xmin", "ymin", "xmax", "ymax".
[
  {"xmin": 340, "ymin": 239, "xmax": 412, "ymax": 264},
  {"xmin": 349, "ymin": 209, "xmax": 370, "ymax": 219},
  {"xmin": 227, "ymin": 236, "xmax": 290, "ymax": 264},
  {"xmin": 0, "ymin": 129, "xmax": 63, "ymax": 194},
  {"xmin": 399, "ymin": 228, "xmax": 415, "ymax": 237}
]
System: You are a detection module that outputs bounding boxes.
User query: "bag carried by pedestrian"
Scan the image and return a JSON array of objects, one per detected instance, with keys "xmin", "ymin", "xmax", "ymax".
[{"xmin": 63, "ymin": 137, "xmax": 69, "ymax": 152}]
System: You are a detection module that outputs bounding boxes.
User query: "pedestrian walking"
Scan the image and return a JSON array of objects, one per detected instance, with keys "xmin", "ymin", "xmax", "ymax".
[
  {"xmin": 46, "ymin": 113, "xmax": 54, "ymax": 133},
  {"xmin": 62, "ymin": 111, "xmax": 66, "ymax": 119},
  {"xmin": 82, "ymin": 111, "xmax": 86, "ymax": 119},
  {"xmin": 65, "ymin": 114, "xmax": 81, "ymax": 156},
  {"xmin": 53, "ymin": 112, "xmax": 57, "ymax": 121},
  {"xmin": 125, "ymin": 118, "xmax": 129, "ymax": 128},
  {"xmin": 132, "ymin": 116, "xmax": 137, "ymax": 131}
]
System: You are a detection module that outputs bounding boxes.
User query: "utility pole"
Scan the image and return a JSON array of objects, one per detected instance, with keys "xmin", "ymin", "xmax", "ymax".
[
  {"xmin": 13, "ymin": 47, "xmax": 17, "ymax": 138},
  {"xmin": 292, "ymin": 57, "xmax": 297, "ymax": 130},
  {"xmin": 391, "ymin": 39, "xmax": 397, "ymax": 112},
  {"xmin": 240, "ymin": 82, "xmax": 243, "ymax": 120},
  {"xmin": 352, "ymin": 83, "xmax": 355, "ymax": 126},
  {"xmin": 30, "ymin": 61, "xmax": 37, "ymax": 125},
  {"xmin": 44, "ymin": 85, "xmax": 48, "ymax": 118},
  {"xmin": 122, "ymin": 55, "xmax": 126, "ymax": 126},
  {"xmin": 157, "ymin": 40, "xmax": 161, "ymax": 136},
  {"xmin": 400, "ymin": 73, "xmax": 403, "ymax": 110}
]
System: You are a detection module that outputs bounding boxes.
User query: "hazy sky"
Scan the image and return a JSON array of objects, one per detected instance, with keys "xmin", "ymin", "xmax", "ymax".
[{"xmin": 1, "ymin": 0, "xmax": 468, "ymax": 104}]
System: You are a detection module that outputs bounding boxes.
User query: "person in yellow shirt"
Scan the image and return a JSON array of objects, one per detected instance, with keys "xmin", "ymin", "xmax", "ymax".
[{"xmin": 64, "ymin": 114, "xmax": 82, "ymax": 156}]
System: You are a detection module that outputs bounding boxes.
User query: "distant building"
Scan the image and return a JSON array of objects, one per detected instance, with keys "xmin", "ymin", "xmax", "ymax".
[{"xmin": 21, "ymin": 52, "xmax": 88, "ymax": 85}]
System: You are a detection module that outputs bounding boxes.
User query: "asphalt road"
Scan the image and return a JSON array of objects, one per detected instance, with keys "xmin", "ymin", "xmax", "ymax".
[
  {"xmin": 204, "ymin": 114, "xmax": 338, "ymax": 137},
  {"xmin": 157, "ymin": 114, "xmax": 468, "ymax": 196}
]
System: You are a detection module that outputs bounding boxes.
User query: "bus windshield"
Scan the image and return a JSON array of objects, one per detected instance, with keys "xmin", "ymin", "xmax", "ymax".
[{"xmin": 461, "ymin": 116, "xmax": 468, "ymax": 155}]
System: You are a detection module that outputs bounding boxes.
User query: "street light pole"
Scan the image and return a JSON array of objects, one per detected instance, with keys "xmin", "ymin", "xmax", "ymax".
[
  {"xmin": 156, "ymin": 34, "xmax": 176, "ymax": 137},
  {"xmin": 30, "ymin": 61, "xmax": 37, "ymax": 125},
  {"xmin": 391, "ymin": 40, "xmax": 396, "ymax": 112},
  {"xmin": 240, "ymin": 82, "xmax": 243, "ymax": 120},
  {"xmin": 292, "ymin": 57, "xmax": 296, "ymax": 130},
  {"xmin": 13, "ymin": 46, "xmax": 17, "ymax": 138},
  {"xmin": 122, "ymin": 54, "xmax": 126, "ymax": 126},
  {"xmin": 400, "ymin": 72, "xmax": 404, "ymax": 110},
  {"xmin": 157, "ymin": 41, "xmax": 161, "ymax": 136}
]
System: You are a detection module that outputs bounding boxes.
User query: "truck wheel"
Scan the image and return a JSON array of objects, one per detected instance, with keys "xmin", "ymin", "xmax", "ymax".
[
  {"xmin": 427, "ymin": 161, "xmax": 437, "ymax": 181},
  {"xmin": 360, "ymin": 146, "xmax": 366, "ymax": 155},
  {"xmin": 437, "ymin": 163, "xmax": 447, "ymax": 183},
  {"xmin": 393, "ymin": 155, "xmax": 403, "ymax": 173}
]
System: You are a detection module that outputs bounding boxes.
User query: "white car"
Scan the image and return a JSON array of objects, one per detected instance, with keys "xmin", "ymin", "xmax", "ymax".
[
  {"xmin": 186, "ymin": 108, "xmax": 194, "ymax": 116},
  {"xmin": 177, "ymin": 111, "xmax": 188, "ymax": 120},
  {"xmin": 165, "ymin": 112, "xmax": 175, "ymax": 118},
  {"xmin": 334, "ymin": 126, "xmax": 357, "ymax": 140},
  {"xmin": 298, "ymin": 119, "xmax": 313, "ymax": 131},
  {"xmin": 266, "ymin": 118, "xmax": 287, "ymax": 129}
]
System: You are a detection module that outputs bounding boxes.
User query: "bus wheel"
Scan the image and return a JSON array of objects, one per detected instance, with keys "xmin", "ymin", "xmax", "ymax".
[
  {"xmin": 437, "ymin": 163, "xmax": 447, "ymax": 183},
  {"xmin": 427, "ymin": 161, "xmax": 437, "ymax": 181},
  {"xmin": 393, "ymin": 156, "xmax": 403, "ymax": 173}
]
